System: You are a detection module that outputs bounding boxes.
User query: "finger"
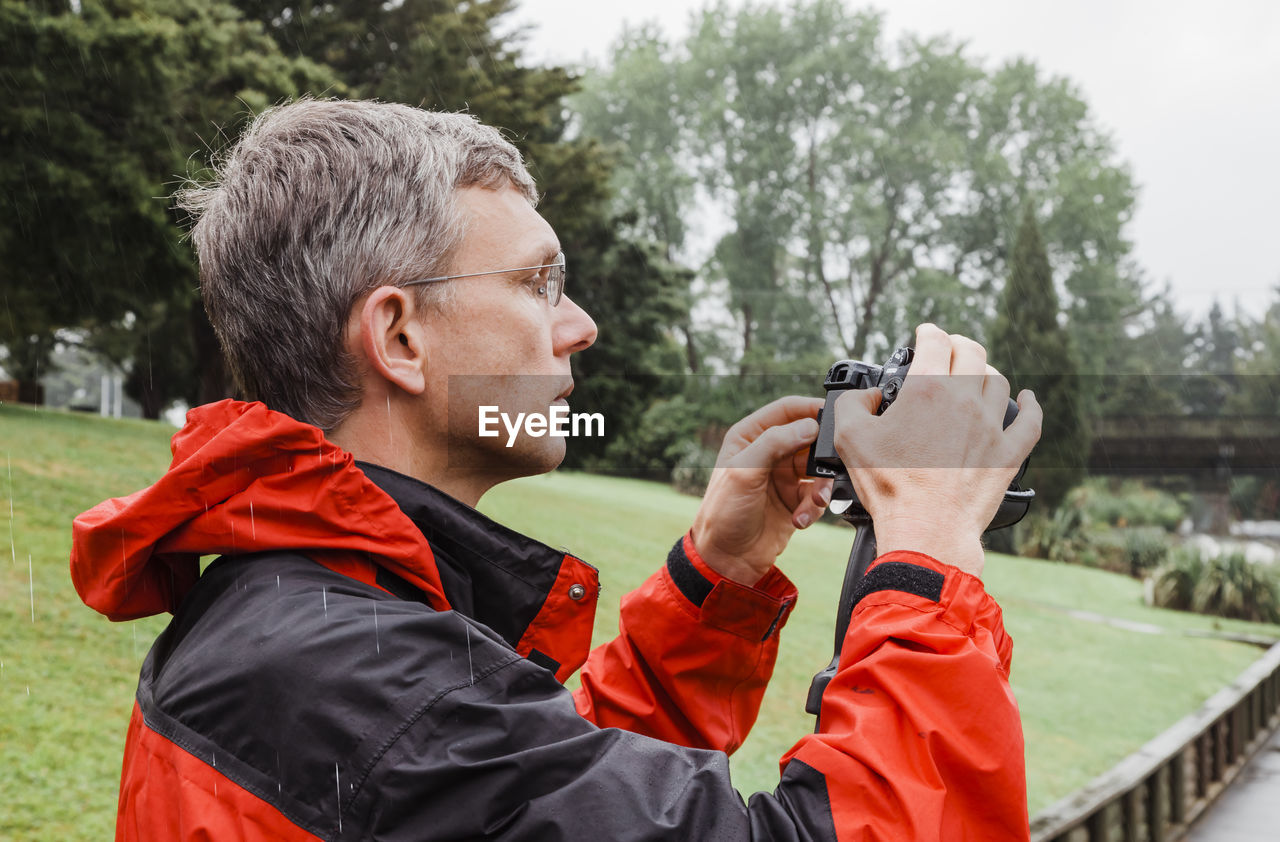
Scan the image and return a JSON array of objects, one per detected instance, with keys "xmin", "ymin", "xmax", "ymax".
[
  {"xmin": 830, "ymin": 388, "xmax": 882, "ymax": 465},
  {"xmin": 832, "ymin": 385, "xmax": 882, "ymax": 420},
  {"xmin": 811, "ymin": 476, "xmax": 834, "ymax": 507},
  {"xmin": 1004, "ymin": 389, "xmax": 1043, "ymax": 463},
  {"xmin": 781, "ymin": 473, "xmax": 830, "ymax": 528},
  {"xmin": 773, "ymin": 455, "xmax": 814, "ymax": 511},
  {"xmin": 785, "ymin": 475, "xmax": 816, "ymax": 527},
  {"xmin": 728, "ymin": 415, "xmax": 820, "ymax": 473},
  {"xmin": 784, "ymin": 451, "xmax": 834, "ymax": 506},
  {"xmin": 983, "ymin": 363, "xmax": 1011, "ymax": 425},
  {"xmin": 949, "ymin": 333, "xmax": 987, "ymax": 378},
  {"xmin": 721, "ymin": 395, "xmax": 825, "ymax": 459},
  {"xmin": 788, "ymin": 447, "xmax": 814, "ymax": 483},
  {"xmin": 907, "ymin": 323, "xmax": 951, "ymax": 376},
  {"xmin": 792, "ymin": 493, "xmax": 828, "ymax": 529}
]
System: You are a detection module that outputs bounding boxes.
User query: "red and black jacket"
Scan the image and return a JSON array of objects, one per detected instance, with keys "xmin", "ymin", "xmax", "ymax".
[{"xmin": 71, "ymin": 400, "xmax": 1029, "ymax": 841}]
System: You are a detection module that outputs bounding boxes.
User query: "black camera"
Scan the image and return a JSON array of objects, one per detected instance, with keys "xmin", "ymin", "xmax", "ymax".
[{"xmin": 804, "ymin": 347, "xmax": 1034, "ymax": 532}]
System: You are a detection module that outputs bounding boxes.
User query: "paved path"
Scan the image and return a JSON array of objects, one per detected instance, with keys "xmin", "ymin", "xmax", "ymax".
[{"xmin": 1187, "ymin": 726, "xmax": 1280, "ymax": 841}]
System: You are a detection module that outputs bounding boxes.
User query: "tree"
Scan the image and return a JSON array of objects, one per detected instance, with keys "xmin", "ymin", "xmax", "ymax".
[
  {"xmin": 572, "ymin": 25, "xmax": 701, "ymax": 370},
  {"xmin": 1092, "ymin": 284, "xmax": 1193, "ymax": 418},
  {"xmin": 1181, "ymin": 299, "xmax": 1243, "ymax": 415},
  {"xmin": 1230, "ymin": 284, "xmax": 1280, "ymax": 416},
  {"xmin": 574, "ymin": 0, "xmax": 1142, "ymax": 376},
  {"xmin": 0, "ymin": 0, "xmax": 337, "ymax": 414},
  {"xmin": 1, "ymin": 0, "xmax": 187, "ymax": 393},
  {"xmin": 989, "ymin": 206, "xmax": 1087, "ymax": 509},
  {"xmin": 943, "ymin": 60, "xmax": 1143, "ymax": 376},
  {"xmin": 683, "ymin": 1, "xmax": 871, "ymax": 366}
]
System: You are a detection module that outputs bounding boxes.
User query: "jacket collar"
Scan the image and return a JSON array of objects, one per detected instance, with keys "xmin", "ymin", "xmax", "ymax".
[
  {"xmin": 357, "ymin": 462, "xmax": 572, "ymax": 644},
  {"xmin": 357, "ymin": 462, "xmax": 600, "ymax": 681}
]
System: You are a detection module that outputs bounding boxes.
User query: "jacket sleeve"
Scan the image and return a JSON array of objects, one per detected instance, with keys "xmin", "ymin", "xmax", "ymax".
[
  {"xmin": 571, "ymin": 533, "xmax": 798, "ymax": 753},
  {"xmin": 780, "ymin": 550, "xmax": 1030, "ymax": 841},
  {"xmin": 352, "ymin": 548, "xmax": 1027, "ymax": 842}
]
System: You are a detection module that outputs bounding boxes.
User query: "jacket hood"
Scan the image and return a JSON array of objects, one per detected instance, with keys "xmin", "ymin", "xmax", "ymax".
[{"xmin": 71, "ymin": 399, "xmax": 451, "ymax": 621}]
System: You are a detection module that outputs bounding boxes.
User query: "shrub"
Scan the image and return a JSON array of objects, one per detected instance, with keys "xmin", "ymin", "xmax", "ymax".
[
  {"xmin": 670, "ymin": 440, "xmax": 716, "ymax": 497},
  {"xmin": 1016, "ymin": 507, "xmax": 1171, "ymax": 578},
  {"xmin": 1122, "ymin": 526, "xmax": 1173, "ymax": 576},
  {"xmin": 1151, "ymin": 548, "xmax": 1280, "ymax": 623},
  {"xmin": 597, "ymin": 395, "xmax": 701, "ymax": 479},
  {"xmin": 1191, "ymin": 552, "xmax": 1280, "ymax": 623},
  {"xmin": 1231, "ymin": 476, "xmax": 1280, "ymax": 521},
  {"xmin": 1067, "ymin": 479, "xmax": 1186, "ymax": 531},
  {"xmin": 1071, "ymin": 524, "xmax": 1126, "ymax": 572},
  {"xmin": 1015, "ymin": 506, "xmax": 1086, "ymax": 562},
  {"xmin": 1150, "ymin": 548, "xmax": 1203, "ymax": 612}
]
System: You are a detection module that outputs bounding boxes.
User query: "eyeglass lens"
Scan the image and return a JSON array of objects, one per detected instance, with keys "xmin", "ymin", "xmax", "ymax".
[{"xmin": 548, "ymin": 255, "xmax": 566, "ymax": 306}]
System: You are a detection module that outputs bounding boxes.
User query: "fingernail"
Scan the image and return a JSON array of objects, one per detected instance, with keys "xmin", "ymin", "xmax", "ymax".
[
  {"xmin": 819, "ymin": 486, "xmax": 832, "ymax": 505},
  {"xmin": 796, "ymin": 512, "xmax": 812, "ymax": 528}
]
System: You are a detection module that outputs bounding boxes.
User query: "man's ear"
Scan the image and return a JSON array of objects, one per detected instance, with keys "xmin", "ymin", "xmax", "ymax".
[{"xmin": 356, "ymin": 286, "xmax": 428, "ymax": 396}]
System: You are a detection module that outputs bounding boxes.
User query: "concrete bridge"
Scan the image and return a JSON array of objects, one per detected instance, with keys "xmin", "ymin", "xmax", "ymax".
[
  {"xmin": 1087, "ymin": 415, "xmax": 1280, "ymax": 533},
  {"xmin": 1089, "ymin": 416, "xmax": 1280, "ymax": 477}
]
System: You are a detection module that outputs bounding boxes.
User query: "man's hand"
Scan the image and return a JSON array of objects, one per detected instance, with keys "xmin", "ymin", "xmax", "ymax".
[
  {"xmin": 832, "ymin": 324, "xmax": 1042, "ymax": 578},
  {"xmin": 690, "ymin": 397, "xmax": 834, "ymax": 586}
]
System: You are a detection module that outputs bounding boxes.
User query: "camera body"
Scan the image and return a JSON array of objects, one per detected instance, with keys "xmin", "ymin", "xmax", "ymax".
[{"xmin": 804, "ymin": 347, "xmax": 1033, "ymax": 531}]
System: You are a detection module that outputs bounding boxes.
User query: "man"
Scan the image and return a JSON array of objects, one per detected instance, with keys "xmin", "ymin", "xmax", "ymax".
[{"xmin": 72, "ymin": 99, "xmax": 1041, "ymax": 840}]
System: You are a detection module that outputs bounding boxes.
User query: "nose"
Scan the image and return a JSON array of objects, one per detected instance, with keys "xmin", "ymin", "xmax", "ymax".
[{"xmin": 554, "ymin": 295, "xmax": 598, "ymax": 356}]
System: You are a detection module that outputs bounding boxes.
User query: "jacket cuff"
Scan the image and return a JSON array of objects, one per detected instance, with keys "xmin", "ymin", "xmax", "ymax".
[
  {"xmin": 852, "ymin": 550, "xmax": 1014, "ymax": 672},
  {"xmin": 665, "ymin": 533, "xmax": 798, "ymax": 641}
]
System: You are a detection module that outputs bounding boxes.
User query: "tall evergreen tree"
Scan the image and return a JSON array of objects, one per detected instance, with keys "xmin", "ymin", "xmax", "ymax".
[
  {"xmin": 1181, "ymin": 300, "xmax": 1243, "ymax": 415},
  {"xmin": 1093, "ymin": 284, "xmax": 1192, "ymax": 418},
  {"xmin": 989, "ymin": 206, "xmax": 1088, "ymax": 509},
  {"xmin": 1230, "ymin": 284, "xmax": 1280, "ymax": 416}
]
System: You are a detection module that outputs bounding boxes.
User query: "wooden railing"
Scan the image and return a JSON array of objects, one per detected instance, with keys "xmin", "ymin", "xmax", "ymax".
[{"xmin": 1030, "ymin": 640, "xmax": 1280, "ymax": 842}]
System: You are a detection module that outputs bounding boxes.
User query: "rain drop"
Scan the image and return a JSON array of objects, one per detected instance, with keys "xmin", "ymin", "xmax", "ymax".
[{"xmin": 335, "ymin": 763, "xmax": 343, "ymax": 833}]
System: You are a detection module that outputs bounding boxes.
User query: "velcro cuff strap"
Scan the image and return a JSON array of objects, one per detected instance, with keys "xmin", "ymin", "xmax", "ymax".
[
  {"xmin": 526, "ymin": 648, "xmax": 561, "ymax": 675},
  {"xmin": 851, "ymin": 561, "xmax": 944, "ymax": 609},
  {"xmin": 667, "ymin": 536, "xmax": 714, "ymax": 607}
]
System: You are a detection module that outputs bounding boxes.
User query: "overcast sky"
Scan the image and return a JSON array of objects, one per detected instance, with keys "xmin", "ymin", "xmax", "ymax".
[{"xmin": 508, "ymin": 0, "xmax": 1279, "ymax": 321}]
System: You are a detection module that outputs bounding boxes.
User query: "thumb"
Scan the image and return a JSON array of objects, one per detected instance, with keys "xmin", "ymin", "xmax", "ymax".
[
  {"xmin": 831, "ymin": 388, "xmax": 881, "ymax": 464},
  {"xmin": 833, "ymin": 387, "xmax": 882, "ymax": 423},
  {"xmin": 729, "ymin": 416, "xmax": 819, "ymax": 473}
]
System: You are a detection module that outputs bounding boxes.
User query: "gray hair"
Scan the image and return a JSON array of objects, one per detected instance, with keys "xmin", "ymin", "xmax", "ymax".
[{"xmin": 177, "ymin": 98, "xmax": 538, "ymax": 431}]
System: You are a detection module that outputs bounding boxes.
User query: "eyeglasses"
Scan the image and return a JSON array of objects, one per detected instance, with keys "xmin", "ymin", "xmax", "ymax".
[{"xmin": 400, "ymin": 252, "xmax": 567, "ymax": 306}]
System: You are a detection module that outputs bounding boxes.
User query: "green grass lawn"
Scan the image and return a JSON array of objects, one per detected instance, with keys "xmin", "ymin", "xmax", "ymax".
[{"xmin": 3, "ymin": 403, "xmax": 1278, "ymax": 838}]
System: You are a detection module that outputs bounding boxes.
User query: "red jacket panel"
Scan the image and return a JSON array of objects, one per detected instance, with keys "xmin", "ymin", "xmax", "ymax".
[{"xmin": 117, "ymin": 703, "xmax": 322, "ymax": 842}]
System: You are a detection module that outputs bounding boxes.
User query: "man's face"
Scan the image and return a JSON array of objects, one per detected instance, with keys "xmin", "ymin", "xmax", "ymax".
[{"xmin": 417, "ymin": 184, "xmax": 598, "ymax": 483}]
